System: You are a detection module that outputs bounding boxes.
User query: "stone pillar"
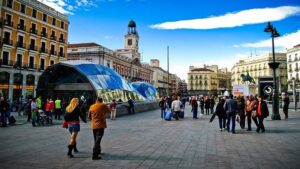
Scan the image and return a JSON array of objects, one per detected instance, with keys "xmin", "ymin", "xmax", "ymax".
[
  {"xmin": 8, "ymin": 72, "xmax": 14, "ymax": 101},
  {"xmin": 22, "ymin": 73, "xmax": 27, "ymax": 97},
  {"xmin": 34, "ymin": 75, "xmax": 39, "ymax": 97}
]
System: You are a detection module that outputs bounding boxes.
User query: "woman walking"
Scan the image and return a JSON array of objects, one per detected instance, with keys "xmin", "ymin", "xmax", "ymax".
[
  {"xmin": 64, "ymin": 98, "xmax": 86, "ymax": 158},
  {"xmin": 204, "ymin": 96, "xmax": 210, "ymax": 115},
  {"xmin": 191, "ymin": 96, "xmax": 198, "ymax": 119},
  {"xmin": 159, "ymin": 97, "xmax": 167, "ymax": 119},
  {"xmin": 215, "ymin": 97, "xmax": 226, "ymax": 131},
  {"xmin": 110, "ymin": 99, "xmax": 117, "ymax": 120},
  {"xmin": 255, "ymin": 96, "xmax": 269, "ymax": 133}
]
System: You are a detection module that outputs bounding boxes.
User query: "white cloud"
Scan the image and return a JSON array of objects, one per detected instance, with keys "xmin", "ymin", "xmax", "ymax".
[
  {"xmin": 150, "ymin": 6, "xmax": 300, "ymax": 30},
  {"xmin": 238, "ymin": 29, "xmax": 300, "ymax": 49},
  {"xmin": 38, "ymin": 0, "xmax": 98, "ymax": 14}
]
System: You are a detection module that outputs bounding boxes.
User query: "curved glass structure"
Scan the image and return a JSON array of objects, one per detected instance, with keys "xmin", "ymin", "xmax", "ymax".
[
  {"xmin": 37, "ymin": 60, "xmax": 158, "ymax": 103},
  {"xmin": 131, "ymin": 82, "xmax": 159, "ymax": 101}
]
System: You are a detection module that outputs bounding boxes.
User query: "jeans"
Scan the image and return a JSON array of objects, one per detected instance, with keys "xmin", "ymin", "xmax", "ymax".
[
  {"xmin": 205, "ymin": 108, "xmax": 209, "ymax": 115},
  {"xmin": 93, "ymin": 128, "xmax": 105, "ymax": 157},
  {"xmin": 192, "ymin": 108, "xmax": 198, "ymax": 118},
  {"xmin": 200, "ymin": 106, "xmax": 204, "ymax": 114},
  {"xmin": 110, "ymin": 109, "xmax": 116, "ymax": 119},
  {"xmin": 1, "ymin": 111, "xmax": 7, "ymax": 127},
  {"xmin": 55, "ymin": 108, "xmax": 61, "ymax": 120},
  {"xmin": 160, "ymin": 108, "xmax": 166, "ymax": 118},
  {"xmin": 226, "ymin": 113, "xmax": 236, "ymax": 132},
  {"xmin": 246, "ymin": 111, "xmax": 252, "ymax": 130},
  {"xmin": 129, "ymin": 107, "xmax": 135, "ymax": 114},
  {"xmin": 257, "ymin": 116, "xmax": 265, "ymax": 132},
  {"xmin": 32, "ymin": 116, "xmax": 37, "ymax": 126},
  {"xmin": 240, "ymin": 115, "xmax": 246, "ymax": 129},
  {"xmin": 218, "ymin": 115, "xmax": 226, "ymax": 129}
]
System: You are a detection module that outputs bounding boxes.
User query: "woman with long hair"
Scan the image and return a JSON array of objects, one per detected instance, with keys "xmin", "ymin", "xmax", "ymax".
[{"xmin": 64, "ymin": 98, "xmax": 86, "ymax": 158}]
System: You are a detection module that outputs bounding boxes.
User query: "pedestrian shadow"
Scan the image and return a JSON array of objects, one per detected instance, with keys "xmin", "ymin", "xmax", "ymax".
[
  {"xmin": 100, "ymin": 153, "xmax": 179, "ymax": 161},
  {"xmin": 263, "ymin": 129, "xmax": 300, "ymax": 134}
]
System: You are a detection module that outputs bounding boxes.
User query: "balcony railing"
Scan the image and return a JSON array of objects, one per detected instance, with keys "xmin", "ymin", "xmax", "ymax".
[
  {"xmin": 16, "ymin": 41, "xmax": 25, "ymax": 48},
  {"xmin": 28, "ymin": 45, "xmax": 38, "ymax": 51},
  {"xmin": 50, "ymin": 35, "xmax": 57, "ymax": 41},
  {"xmin": 40, "ymin": 48, "xmax": 48, "ymax": 54},
  {"xmin": 59, "ymin": 38, "xmax": 65, "ymax": 43},
  {"xmin": 295, "ymin": 67, "xmax": 299, "ymax": 71},
  {"xmin": 17, "ymin": 24, "xmax": 26, "ymax": 31},
  {"xmin": 30, "ymin": 28, "xmax": 38, "ymax": 35},
  {"xmin": 50, "ymin": 50, "xmax": 57, "ymax": 55},
  {"xmin": 2, "ymin": 39, "xmax": 13, "ymax": 46},
  {"xmin": 289, "ymin": 69, "xmax": 293, "ymax": 72},
  {"xmin": 4, "ymin": 20, "xmax": 13, "ymax": 27},
  {"xmin": 41, "ymin": 32, "xmax": 48, "ymax": 38},
  {"xmin": 0, "ymin": 59, "xmax": 14, "ymax": 67}
]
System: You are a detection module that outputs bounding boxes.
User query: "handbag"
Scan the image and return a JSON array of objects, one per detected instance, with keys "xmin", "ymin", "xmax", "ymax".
[{"xmin": 62, "ymin": 120, "xmax": 68, "ymax": 128}]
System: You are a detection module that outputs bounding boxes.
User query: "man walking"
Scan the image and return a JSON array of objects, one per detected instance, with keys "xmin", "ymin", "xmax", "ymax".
[
  {"xmin": 224, "ymin": 94, "xmax": 238, "ymax": 134},
  {"xmin": 283, "ymin": 93, "xmax": 290, "ymax": 119},
  {"xmin": 0, "ymin": 96, "xmax": 9, "ymax": 127},
  {"xmin": 88, "ymin": 98, "xmax": 111, "ymax": 160}
]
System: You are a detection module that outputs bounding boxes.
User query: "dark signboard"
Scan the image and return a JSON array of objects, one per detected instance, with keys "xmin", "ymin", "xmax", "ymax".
[{"xmin": 259, "ymin": 76, "xmax": 274, "ymax": 100}]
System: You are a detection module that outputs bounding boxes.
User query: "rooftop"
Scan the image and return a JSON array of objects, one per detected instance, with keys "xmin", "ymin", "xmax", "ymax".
[
  {"xmin": 68, "ymin": 43, "xmax": 100, "ymax": 48},
  {"xmin": 191, "ymin": 68, "xmax": 214, "ymax": 72}
]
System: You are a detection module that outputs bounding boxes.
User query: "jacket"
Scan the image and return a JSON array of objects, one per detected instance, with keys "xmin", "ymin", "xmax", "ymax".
[
  {"xmin": 224, "ymin": 98, "xmax": 238, "ymax": 115},
  {"xmin": 191, "ymin": 99, "xmax": 198, "ymax": 109},
  {"xmin": 171, "ymin": 100, "xmax": 182, "ymax": 112},
  {"xmin": 88, "ymin": 102, "xmax": 111, "ymax": 129},
  {"xmin": 0, "ymin": 100, "xmax": 9, "ymax": 113},
  {"xmin": 215, "ymin": 101, "xmax": 226, "ymax": 116},
  {"xmin": 256, "ymin": 100, "xmax": 269, "ymax": 118},
  {"xmin": 64, "ymin": 106, "xmax": 86, "ymax": 123}
]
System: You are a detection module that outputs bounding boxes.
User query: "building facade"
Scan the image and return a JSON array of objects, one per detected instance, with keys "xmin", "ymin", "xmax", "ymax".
[
  {"xmin": 187, "ymin": 65, "xmax": 231, "ymax": 96},
  {"xmin": 150, "ymin": 59, "xmax": 170, "ymax": 96},
  {"xmin": 287, "ymin": 44, "xmax": 300, "ymax": 91},
  {"xmin": 0, "ymin": 0, "xmax": 68, "ymax": 100},
  {"xmin": 231, "ymin": 53, "xmax": 287, "ymax": 93}
]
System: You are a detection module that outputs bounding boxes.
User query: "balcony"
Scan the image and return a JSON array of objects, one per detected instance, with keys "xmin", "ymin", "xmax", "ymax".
[
  {"xmin": 30, "ymin": 28, "xmax": 38, "ymax": 35},
  {"xmin": 50, "ymin": 50, "xmax": 57, "ymax": 56},
  {"xmin": 59, "ymin": 38, "xmax": 65, "ymax": 43},
  {"xmin": 50, "ymin": 35, "xmax": 57, "ymax": 41},
  {"xmin": 295, "ymin": 67, "xmax": 299, "ymax": 71},
  {"xmin": 41, "ymin": 32, "xmax": 48, "ymax": 38},
  {"xmin": 59, "ymin": 52, "xmax": 65, "ymax": 57},
  {"xmin": 17, "ymin": 24, "xmax": 26, "ymax": 31},
  {"xmin": 16, "ymin": 41, "xmax": 25, "ymax": 48},
  {"xmin": 295, "ymin": 58, "xmax": 299, "ymax": 62},
  {"xmin": 40, "ymin": 48, "xmax": 48, "ymax": 54},
  {"xmin": 289, "ymin": 69, "xmax": 293, "ymax": 72},
  {"xmin": 28, "ymin": 45, "xmax": 38, "ymax": 51},
  {"xmin": 2, "ymin": 38, "xmax": 13, "ymax": 46},
  {"xmin": 23, "ymin": 62, "xmax": 38, "ymax": 69},
  {"xmin": 4, "ymin": 20, "xmax": 13, "ymax": 27},
  {"xmin": 0, "ymin": 59, "xmax": 14, "ymax": 67}
]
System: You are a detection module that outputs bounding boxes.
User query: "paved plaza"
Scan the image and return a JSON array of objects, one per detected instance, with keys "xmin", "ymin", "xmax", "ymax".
[{"xmin": 1, "ymin": 105, "xmax": 300, "ymax": 169}]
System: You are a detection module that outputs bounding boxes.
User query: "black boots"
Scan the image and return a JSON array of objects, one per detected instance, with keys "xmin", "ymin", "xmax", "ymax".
[
  {"xmin": 67, "ymin": 145, "xmax": 74, "ymax": 158},
  {"xmin": 74, "ymin": 142, "xmax": 79, "ymax": 153}
]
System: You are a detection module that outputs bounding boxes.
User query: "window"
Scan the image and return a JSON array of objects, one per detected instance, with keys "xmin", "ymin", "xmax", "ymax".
[
  {"xmin": 32, "ymin": 9, "xmax": 37, "ymax": 18},
  {"xmin": 41, "ymin": 42, "xmax": 46, "ymax": 52},
  {"xmin": 17, "ymin": 35, "xmax": 24, "ymax": 47},
  {"xmin": 51, "ymin": 30, "xmax": 55, "ymax": 37},
  {"xmin": 31, "ymin": 23, "xmax": 36, "ymax": 32},
  {"xmin": 43, "ymin": 14, "xmax": 47, "ymax": 22},
  {"xmin": 30, "ymin": 39, "xmax": 35, "ymax": 49},
  {"xmin": 127, "ymin": 39, "xmax": 132, "ymax": 46},
  {"xmin": 16, "ymin": 54, "xmax": 22, "ymax": 66},
  {"xmin": 5, "ymin": 14, "xmax": 12, "ymax": 25},
  {"xmin": 7, "ymin": 0, "xmax": 13, "ymax": 8},
  {"xmin": 20, "ymin": 4, "xmax": 26, "ymax": 13},
  {"xmin": 29, "ymin": 56, "xmax": 34, "ymax": 68},
  {"xmin": 4, "ymin": 32, "xmax": 11, "ymax": 44},
  {"xmin": 50, "ymin": 60, "xmax": 54, "ymax": 65},
  {"xmin": 2, "ymin": 51, "xmax": 9, "ymax": 65},
  {"xmin": 61, "ymin": 21, "xmax": 64, "ymax": 29},
  {"xmin": 59, "ymin": 47, "xmax": 63, "ymax": 56},
  {"xmin": 52, "ymin": 18, "xmax": 56, "ymax": 26},
  {"xmin": 40, "ymin": 58, "xmax": 45, "ymax": 70},
  {"xmin": 50, "ymin": 45, "xmax": 55, "ymax": 54},
  {"xmin": 41, "ymin": 27, "xmax": 47, "ymax": 37}
]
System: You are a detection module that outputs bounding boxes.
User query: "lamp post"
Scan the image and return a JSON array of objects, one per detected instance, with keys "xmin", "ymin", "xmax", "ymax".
[
  {"xmin": 264, "ymin": 22, "xmax": 281, "ymax": 120},
  {"xmin": 291, "ymin": 77, "xmax": 297, "ymax": 111}
]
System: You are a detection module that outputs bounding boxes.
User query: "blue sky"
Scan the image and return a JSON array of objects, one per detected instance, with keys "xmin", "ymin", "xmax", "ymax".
[{"xmin": 40, "ymin": 0, "xmax": 300, "ymax": 80}]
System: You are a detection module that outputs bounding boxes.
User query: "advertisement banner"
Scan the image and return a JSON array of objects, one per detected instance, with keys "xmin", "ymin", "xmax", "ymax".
[{"xmin": 233, "ymin": 84, "xmax": 249, "ymax": 97}]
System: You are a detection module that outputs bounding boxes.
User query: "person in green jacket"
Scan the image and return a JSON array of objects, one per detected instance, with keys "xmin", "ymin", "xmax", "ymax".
[
  {"xmin": 37, "ymin": 96, "xmax": 42, "ymax": 109},
  {"xmin": 55, "ymin": 97, "xmax": 62, "ymax": 120}
]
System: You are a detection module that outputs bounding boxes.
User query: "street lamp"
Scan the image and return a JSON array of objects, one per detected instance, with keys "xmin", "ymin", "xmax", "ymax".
[
  {"xmin": 291, "ymin": 77, "xmax": 297, "ymax": 111},
  {"xmin": 264, "ymin": 21, "xmax": 281, "ymax": 120}
]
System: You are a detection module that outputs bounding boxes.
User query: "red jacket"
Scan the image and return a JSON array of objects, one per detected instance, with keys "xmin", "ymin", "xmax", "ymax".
[{"xmin": 45, "ymin": 101, "xmax": 54, "ymax": 111}]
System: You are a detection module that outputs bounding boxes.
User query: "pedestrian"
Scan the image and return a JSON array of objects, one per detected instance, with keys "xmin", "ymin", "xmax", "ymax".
[
  {"xmin": 37, "ymin": 96, "xmax": 42, "ymax": 109},
  {"xmin": 26, "ymin": 99, "xmax": 32, "ymax": 122},
  {"xmin": 55, "ymin": 97, "xmax": 62, "ymax": 120},
  {"xmin": 159, "ymin": 97, "xmax": 167, "ymax": 119},
  {"xmin": 283, "ymin": 93, "xmax": 290, "ymax": 119},
  {"xmin": 245, "ymin": 95, "xmax": 255, "ymax": 131},
  {"xmin": 171, "ymin": 96, "xmax": 182, "ymax": 120},
  {"xmin": 215, "ymin": 97, "xmax": 226, "ymax": 131},
  {"xmin": 128, "ymin": 98, "xmax": 135, "ymax": 114},
  {"xmin": 224, "ymin": 94, "xmax": 238, "ymax": 134},
  {"xmin": 0, "ymin": 96, "xmax": 9, "ymax": 127},
  {"xmin": 191, "ymin": 96, "xmax": 198, "ymax": 119},
  {"xmin": 31, "ymin": 98, "xmax": 38, "ymax": 127},
  {"xmin": 200, "ymin": 97, "xmax": 204, "ymax": 114},
  {"xmin": 167, "ymin": 96, "xmax": 172, "ymax": 109},
  {"xmin": 64, "ymin": 98, "xmax": 87, "ymax": 158},
  {"xmin": 110, "ymin": 99, "xmax": 117, "ymax": 120},
  {"xmin": 88, "ymin": 98, "xmax": 111, "ymax": 160},
  {"xmin": 210, "ymin": 96, "xmax": 215, "ymax": 114},
  {"xmin": 254, "ymin": 96, "xmax": 269, "ymax": 133},
  {"xmin": 45, "ymin": 98, "xmax": 54, "ymax": 124},
  {"xmin": 204, "ymin": 96, "xmax": 210, "ymax": 115},
  {"xmin": 237, "ymin": 96, "xmax": 246, "ymax": 129}
]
